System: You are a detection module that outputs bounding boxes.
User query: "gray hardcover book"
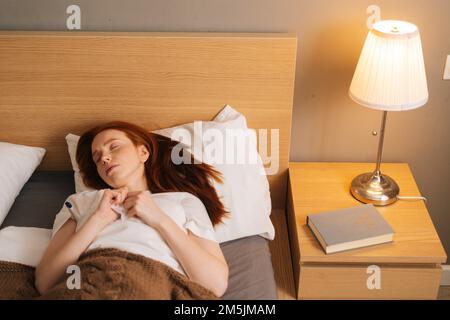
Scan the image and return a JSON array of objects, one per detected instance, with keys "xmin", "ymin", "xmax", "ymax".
[{"xmin": 307, "ymin": 204, "xmax": 395, "ymax": 254}]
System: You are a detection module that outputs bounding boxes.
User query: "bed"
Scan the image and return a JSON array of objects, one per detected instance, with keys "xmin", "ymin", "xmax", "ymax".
[{"xmin": 0, "ymin": 31, "xmax": 297, "ymax": 300}]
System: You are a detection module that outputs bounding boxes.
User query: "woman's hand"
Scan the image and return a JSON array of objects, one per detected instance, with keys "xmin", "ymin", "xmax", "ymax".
[
  {"xmin": 93, "ymin": 187, "xmax": 129, "ymax": 226},
  {"xmin": 123, "ymin": 191, "xmax": 167, "ymax": 228}
]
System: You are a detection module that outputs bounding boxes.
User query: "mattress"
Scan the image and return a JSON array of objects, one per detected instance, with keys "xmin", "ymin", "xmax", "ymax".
[{"xmin": 0, "ymin": 171, "xmax": 277, "ymax": 300}]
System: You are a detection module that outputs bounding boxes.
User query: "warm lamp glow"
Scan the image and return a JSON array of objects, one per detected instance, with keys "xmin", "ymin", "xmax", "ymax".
[{"xmin": 349, "ymin": 20, "xmax": 428, "ymax": 111}]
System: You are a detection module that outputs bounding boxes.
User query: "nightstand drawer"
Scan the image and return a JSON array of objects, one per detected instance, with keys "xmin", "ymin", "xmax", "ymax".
[{"xmin": 299, "ymin": 264, "xmax": 442, "ymax": 299}]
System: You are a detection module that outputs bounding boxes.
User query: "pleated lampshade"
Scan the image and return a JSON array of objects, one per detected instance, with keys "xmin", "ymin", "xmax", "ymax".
[{"xmin": 349, "ymin": 20, "xmax": 428, "ymax": 111}]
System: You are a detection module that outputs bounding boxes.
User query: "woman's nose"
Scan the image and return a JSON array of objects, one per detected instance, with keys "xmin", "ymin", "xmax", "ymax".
[{"xmin": 101, "ymin": 154, "xmax": 111, "ymax": 164}]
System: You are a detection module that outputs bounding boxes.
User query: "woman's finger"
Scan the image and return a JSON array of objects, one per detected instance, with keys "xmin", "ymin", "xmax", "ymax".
[
  {"xmin": 126, "ymin": 191, "xmax": 140, "ymax": 197},
  {"xmin": 123, "ymin": 200, "xmax": 132, "ymax": 211},
  {"xmin": 123, "ymin": 197, "xmax": 137, "ymax": 210},
  {"xmin": 104, "ymin": 189, "xmax": 117, "ymax": 203},
  {"xmin": 127, "ymin": 208, "xmax": 137, "ymax": 217},
  {"xmin": 110, "ymin": 190, "xmax": 123, "ymax": 204},
  {"xmin": 124, "ymin": 193, "xmax": 138, "ymax": 203}
]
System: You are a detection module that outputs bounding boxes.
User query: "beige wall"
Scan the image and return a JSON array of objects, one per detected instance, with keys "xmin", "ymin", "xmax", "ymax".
[
  {"xmin": 1, "ymin": 0, "xmax": 449, "ymax": 258},
  {"xmin": 291, "ymin": 0, "xmax": 450, "ymax": 259}
]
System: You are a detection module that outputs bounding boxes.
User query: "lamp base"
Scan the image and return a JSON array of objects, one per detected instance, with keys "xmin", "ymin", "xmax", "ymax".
[{"xmin": 350, "ymin": 171, "xmax": 400, "ymax": 206}]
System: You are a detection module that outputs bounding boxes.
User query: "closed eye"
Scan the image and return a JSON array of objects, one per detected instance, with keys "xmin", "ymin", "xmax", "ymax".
[{"xmin": 92, "ymin": 140, "xmax": 120, "ymax": 164}]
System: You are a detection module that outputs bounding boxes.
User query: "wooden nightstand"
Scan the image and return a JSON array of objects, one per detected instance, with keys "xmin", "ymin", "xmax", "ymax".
[{"xmin": 287, "ymin": 162, "xmax": 447, "ymax": 299}]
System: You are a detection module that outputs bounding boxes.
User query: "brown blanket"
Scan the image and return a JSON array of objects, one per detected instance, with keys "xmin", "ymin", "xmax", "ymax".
[{"xmin": 0, "ymin": 248, "xmax": 218, "ymax": 300}]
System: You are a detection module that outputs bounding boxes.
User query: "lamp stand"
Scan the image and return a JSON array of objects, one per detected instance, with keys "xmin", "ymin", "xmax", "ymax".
[{"xmin": 350, "ymin": 111, "xmax": 400, "ymax": 206}]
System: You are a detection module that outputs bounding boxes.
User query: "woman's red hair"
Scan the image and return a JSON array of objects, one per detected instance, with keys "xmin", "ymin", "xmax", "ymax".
[{"xmin": 76, "ymin": 121, "xmax": 228, "ymax": 226}]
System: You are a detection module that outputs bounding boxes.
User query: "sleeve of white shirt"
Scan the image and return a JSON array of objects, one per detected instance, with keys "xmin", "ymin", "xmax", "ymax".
[
  {"xmin": 51, "ymin": 195, "xmax": 77, "ymax": 238},
  {"xmin": 181, "ymin": 193, "xmax": 217, "ymax": 243}
]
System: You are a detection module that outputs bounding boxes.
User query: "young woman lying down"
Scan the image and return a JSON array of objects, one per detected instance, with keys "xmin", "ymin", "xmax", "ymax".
[{"xmin": 33, "ymin": 121, "xmax": 229, "ymax": 299}]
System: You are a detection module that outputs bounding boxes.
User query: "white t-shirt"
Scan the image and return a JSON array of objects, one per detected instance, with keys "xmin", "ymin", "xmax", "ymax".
[{"xmin": 52, "ymin": 190, "xmax": 217, "ymax": 276}]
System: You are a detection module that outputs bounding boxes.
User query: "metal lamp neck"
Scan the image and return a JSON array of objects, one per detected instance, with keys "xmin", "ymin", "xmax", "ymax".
[{"xmin": 375, "ymin": 111, "xmax": 388, "ymax": 173}]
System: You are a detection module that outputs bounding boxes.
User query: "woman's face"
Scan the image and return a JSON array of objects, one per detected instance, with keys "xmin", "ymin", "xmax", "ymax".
[{"xmin": 91, "ymin": 129, "xmax": 149, "ymax": 189}]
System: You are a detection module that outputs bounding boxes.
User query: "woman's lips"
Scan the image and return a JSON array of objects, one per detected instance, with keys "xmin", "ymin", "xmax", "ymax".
[{"xmin": 106, "ymin": 165, "xmax": 119, "ymax": 176}]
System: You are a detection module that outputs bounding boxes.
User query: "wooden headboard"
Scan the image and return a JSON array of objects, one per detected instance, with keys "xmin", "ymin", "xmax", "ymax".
[{"xmin": 0, "ymin": 31, "xmax": 297, "ymax": 211}]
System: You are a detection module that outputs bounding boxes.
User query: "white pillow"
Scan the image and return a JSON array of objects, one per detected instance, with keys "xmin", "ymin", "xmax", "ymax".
[
  {"xmin": 66, "ymin": 133, "xmax": 94, "ymax": 193},
  {"xmin": 0, "ymin": 226, "xmax": 51, "ymax": 267},
  {"xmin": 0, "ymin": 142, "xmax": 46, "ymax": 226},
  {"xmin": 65, "ymin": 105, "xmax": 274, "ymax": 243}
]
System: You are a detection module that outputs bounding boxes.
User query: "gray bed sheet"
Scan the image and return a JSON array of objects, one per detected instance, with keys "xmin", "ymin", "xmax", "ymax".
[
  {"xmin": 1, "ymin": 171, "xmax": 75, "ymax": 230},
  {"xmin": 0, "ymin": 171, "xmax": 277, "ymax": 300}
]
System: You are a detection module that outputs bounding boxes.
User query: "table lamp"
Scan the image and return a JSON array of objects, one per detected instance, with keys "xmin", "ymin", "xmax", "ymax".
[{"xmin": 349, "ymin": 20, "xmax": 428, "ymax": 206}]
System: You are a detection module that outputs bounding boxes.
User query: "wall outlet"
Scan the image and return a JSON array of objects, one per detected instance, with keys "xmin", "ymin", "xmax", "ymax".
[{"xmin": 444, "ymin": 55, "xmax": 450, "ymax": 80}]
